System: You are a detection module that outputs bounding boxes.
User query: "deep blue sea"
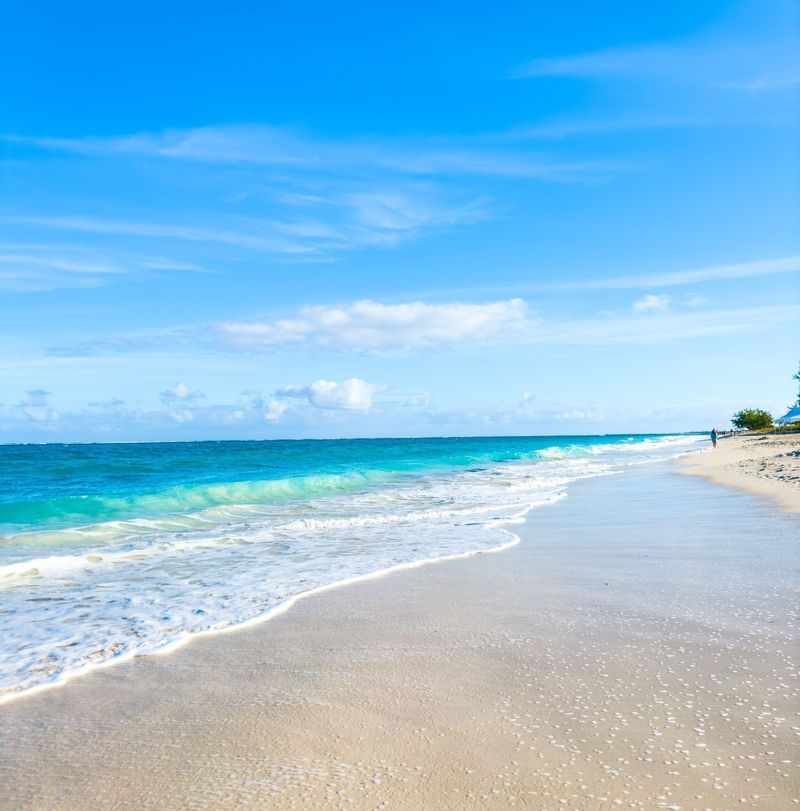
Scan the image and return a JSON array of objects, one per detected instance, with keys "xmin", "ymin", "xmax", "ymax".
[{"xmin": 0, "ymin": 433, "xmax": 705, "ymax": 698}]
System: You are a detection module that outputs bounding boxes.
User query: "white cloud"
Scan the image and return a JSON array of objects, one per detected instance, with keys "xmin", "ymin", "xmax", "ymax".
[
  {"xmin": 217, "ymin": 298, "xmax": 530, "ymax": 351},
  {"xmin": 264, "ymin": 398, "xmax": 288, "ymax": 421},
  {"xmin": 16, "ymin": 389, "xmax": 59, "ymax": 422},
  {"xmin": 161, "ymin": 382, "xmax": 205, "ymax": 402},
  {"xmin": 278, "ymin": 379, "xmax": 384, "ymax": 411},
  {"xmin": 236, "ymin": 390, "xmax": 265, "ymax": 408},
  {"xmin": 40, "ymin": 297, "xmax": 799, "ymax": 364},
  {"xmin": 554, "ymin": 409, "xmax": 600, "ymax": 421},
  {"xmin": 167, "ymin": 409, "xmax": 194, "ymax": 424},
  {"xmin": 160, "ymin": 382, "xmax": 205, "ymax": 423},
  {"xmin": 633, "ymin": 294, "xmax": 671, "ymax": 313}
]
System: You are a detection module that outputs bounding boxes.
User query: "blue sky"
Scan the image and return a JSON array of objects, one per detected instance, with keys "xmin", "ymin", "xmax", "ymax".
[{"xmin": 1, "ymin": 0, "xmax": 798, "ymax": 441}]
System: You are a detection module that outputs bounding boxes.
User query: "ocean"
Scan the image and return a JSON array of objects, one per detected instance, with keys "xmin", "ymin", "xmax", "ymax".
[{"xmin": 0, "ymin": 433, "xmax": 705, "ymax": 699}]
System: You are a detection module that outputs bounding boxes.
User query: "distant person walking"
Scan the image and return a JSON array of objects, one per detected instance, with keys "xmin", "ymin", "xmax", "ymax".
[{"xmin": 710, "ymin": 428, "xmax": 718, "ymax": 448}]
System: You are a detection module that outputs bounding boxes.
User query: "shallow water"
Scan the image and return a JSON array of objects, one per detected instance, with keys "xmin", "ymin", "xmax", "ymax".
[{"xmin": 0, "ymin": 433, "xmax": 705, "ymax": 697}]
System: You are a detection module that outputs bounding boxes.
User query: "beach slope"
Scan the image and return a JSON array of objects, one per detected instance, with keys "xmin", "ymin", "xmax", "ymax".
[
  {"xmin": 680, "ymin": 433, "xmax": 800, "ymax": 513},
  {"xmin": 0, "ymin": 464, "xmax": 797, "ymax": 810}
]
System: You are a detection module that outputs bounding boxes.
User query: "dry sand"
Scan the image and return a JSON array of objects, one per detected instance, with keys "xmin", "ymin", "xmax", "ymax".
[
  {"xmin": 680, "ymin": 433, "xmax": 800, "ymax": 514},
  {"xmin": 1, "ymin": 464, "xmax": 798, "ymax": 810}
]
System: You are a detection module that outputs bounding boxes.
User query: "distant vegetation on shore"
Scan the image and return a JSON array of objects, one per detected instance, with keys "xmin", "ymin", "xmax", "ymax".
[
  {"xmin": 794, "ymin": 363, "xmax": 800, "ymax": 406},
  {"xmin": 732, "ymin": 408, "xmax": 773, "ymax": 431},
  {"xmin": 729, "ymin": 363, "xmax": 800, "ymax": 432}
]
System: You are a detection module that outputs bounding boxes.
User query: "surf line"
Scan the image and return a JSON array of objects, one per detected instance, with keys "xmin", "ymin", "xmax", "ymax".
[{"xmin": 0, "ymin": 496, "xmax": 558, "ymax": 707}]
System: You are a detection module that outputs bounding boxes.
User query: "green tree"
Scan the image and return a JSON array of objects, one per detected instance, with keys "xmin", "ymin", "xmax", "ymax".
[
  {"xmin": 793, "ymin": 362, "xmax": 800, "ymax": 406},
  {"xmin": 731, "ymin": 408, "xmax": 773, "ymax": 431}
]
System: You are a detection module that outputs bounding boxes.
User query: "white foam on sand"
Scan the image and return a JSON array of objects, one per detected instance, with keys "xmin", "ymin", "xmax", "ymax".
[{"xmin": 0, "ymin": 435, "xmax": 705, "ymax": 703}]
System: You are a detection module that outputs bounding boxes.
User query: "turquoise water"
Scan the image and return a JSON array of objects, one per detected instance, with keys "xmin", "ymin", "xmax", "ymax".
[
  {"xmin": 0, "ymin": 433, "xmax": 704, "ymax": 698},
  {"xmin": 0, "ymin": 435, "xmax": 671, "ymax": 532}
]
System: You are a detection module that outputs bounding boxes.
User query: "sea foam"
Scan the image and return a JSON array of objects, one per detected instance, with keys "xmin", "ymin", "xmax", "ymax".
[{"xmin": 0, "ymin": 433, "xmax": 705, "ymax": 699}]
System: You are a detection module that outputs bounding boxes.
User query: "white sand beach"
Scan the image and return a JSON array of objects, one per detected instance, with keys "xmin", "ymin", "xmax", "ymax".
[
  {"xmin": 1, "ymin": 460, "xmax": 798, "ymax": 810},
  {"xmin": 680, "ymin": 432, "xmax": 800, "ymax": 514}
]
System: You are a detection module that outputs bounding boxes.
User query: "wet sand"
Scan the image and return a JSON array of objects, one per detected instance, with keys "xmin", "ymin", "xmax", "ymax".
[
  {"xmin": 1, "ymin": 464, "xmax": 798, "ymax": 810},
  {"xmin": 680, "ymin": 433, "xmax": 800, "ymax": 514}
]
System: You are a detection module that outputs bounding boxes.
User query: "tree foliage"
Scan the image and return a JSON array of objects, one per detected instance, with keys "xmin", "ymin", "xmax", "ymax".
[
  {"xmin": 793, "ymin": 362, "xmax": 800, "ymax": 406},
  {"xmin": 731, "ymin": 408, "xmax": 773, "ymax": 431}
]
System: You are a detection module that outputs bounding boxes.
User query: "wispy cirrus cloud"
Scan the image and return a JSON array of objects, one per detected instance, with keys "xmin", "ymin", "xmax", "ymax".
[
  {"xmin": 510, "ymin": 6, "xmax": 799, "ymax": 140},
  {"xmin": 1, "ymin": 124, "xmax": 622, "ymax": 278},
  {"xmin": 559, "ymin": 255, "xmax": 800, "ymax": 290},
  {"xmin": 448, "ymin": 255, "xmax": 800, "ymax": 297},
  {"xmin": 0, "ymin": 243, "xmax": 204, "ymax": 292},
  {"xmin": 8, "ymin": 124, "xmax": 616, "ymax": 180},
  {"xmin": 514, "ymin": 31, "xmax": 799, "ymax": 94},
  {"xmin": 492, "ymin": 114, "xmax": 709, "ymax": 141},
  {"xmin": 6, "ymin": 186, "xmax": 492, "ymax": 260},
  {"xmin": 515, "ymin": 44, "xmax": 684, "ymax": 80},
  {"xmin": 717, "ymin": 74, "xmax": 800, "ymax": 92},
  {"xmin": 538, "ymin": 304, "xmax": 800, "ymax": 346},
  {"xmin": 7, "ymin": 216, "xmax": 313, "ymax": 255}
]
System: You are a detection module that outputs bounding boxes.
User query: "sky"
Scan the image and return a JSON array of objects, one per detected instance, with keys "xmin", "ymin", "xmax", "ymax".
[{"xmin": 1, "ymin": 0, "xmax": 799, "ymax": 442}]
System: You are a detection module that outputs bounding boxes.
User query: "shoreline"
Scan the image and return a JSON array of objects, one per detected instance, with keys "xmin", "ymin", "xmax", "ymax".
[
  {"xmin": 5, "ymin": 435, "xmax": 690, "ymax": 706},
  {"xmin": 678, "ymin": 432, "xmax": 800, "ymax": 514},
  {"xmin": 0, "ymin": 526, "xmax": 525, "ymax": 708},
  {"xmin": 1, "ymin": 437, "xmax": 701, "ymax": 707},
  {"xmin": 3, "ymin": 437, "xmax": 697, "ymax": 706},
  {"xmin": 2, "ymin": 461, "xmax": 797, "ymax": 810}
]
